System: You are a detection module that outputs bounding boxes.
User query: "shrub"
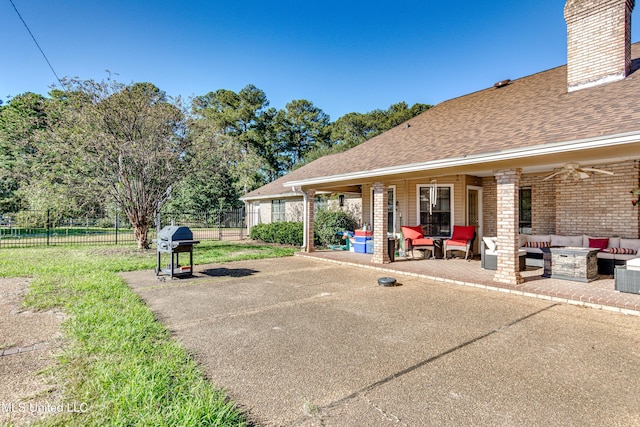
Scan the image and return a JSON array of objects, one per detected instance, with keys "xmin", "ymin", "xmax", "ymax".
[
  {"xmin": 314, "ymin": 209, "xmax": 358, "ymax": 247},
  {"xmin": 250, "ymin": 222, "xmax": 303, "ymax": 246}
]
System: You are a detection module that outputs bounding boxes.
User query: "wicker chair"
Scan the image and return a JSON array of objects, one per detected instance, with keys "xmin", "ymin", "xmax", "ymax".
[
  {"xmin": 401, "ymin": 225, "xmax": 435, "ymax": 259},
  {"xmin": 443, "ymin": 225, "xmax": 476, "ymax": 260}
]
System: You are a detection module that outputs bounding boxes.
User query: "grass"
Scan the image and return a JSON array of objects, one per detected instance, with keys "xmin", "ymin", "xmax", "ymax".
[{"xmin": 0, "ymin": 240, "xmax": 297, "ymax": 426}]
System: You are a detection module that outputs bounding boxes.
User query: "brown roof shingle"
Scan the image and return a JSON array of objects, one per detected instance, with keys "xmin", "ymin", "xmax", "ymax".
[{"xmin": 244, "ymin": 43, "xmax": 640, "ymax": 199}]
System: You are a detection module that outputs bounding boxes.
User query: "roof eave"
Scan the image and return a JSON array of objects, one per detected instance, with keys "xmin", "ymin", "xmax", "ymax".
[
  {"xmin": 283, "ymin": 130, "xmax": 640, "ymax": 187},
  {"xmin": 240, "ymin": 191, "xmax": 304, "ymax": 202}
]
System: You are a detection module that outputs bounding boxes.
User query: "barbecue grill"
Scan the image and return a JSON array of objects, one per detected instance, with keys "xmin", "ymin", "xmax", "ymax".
[{"xmin": 155, "ymin": 225, "xmax": 200, "ymax": 278}]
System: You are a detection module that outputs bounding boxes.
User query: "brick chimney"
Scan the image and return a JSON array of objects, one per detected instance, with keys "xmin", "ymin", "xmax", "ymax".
[{"xmin": 564, "ymin": 0, "xmax": 635, "ymax": 92}]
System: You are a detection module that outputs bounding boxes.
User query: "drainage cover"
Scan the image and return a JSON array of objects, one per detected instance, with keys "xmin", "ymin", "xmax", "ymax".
[{"xmin": 378, "ymin": 277, "xmax": 397, "ymax": 287}]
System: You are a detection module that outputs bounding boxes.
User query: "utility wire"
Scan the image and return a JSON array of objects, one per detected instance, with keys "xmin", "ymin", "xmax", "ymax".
[{"xmin": 8, "ymin": 0, "xmax": 65, "ymax": 89}]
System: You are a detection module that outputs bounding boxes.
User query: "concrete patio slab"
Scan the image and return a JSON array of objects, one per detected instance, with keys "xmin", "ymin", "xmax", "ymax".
[{"xmin": 122, "ymin": 256, "xmax": 640, "ymax": 426}]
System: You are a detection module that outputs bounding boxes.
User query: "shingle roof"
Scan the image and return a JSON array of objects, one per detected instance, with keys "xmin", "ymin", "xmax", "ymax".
[
  {"xmin": 243, "ymin": 42, "xmax": 640, "ymax": 200},
  {"xmin": 240, "ymin": 153, "xmax": 344, "ymax": 200}
]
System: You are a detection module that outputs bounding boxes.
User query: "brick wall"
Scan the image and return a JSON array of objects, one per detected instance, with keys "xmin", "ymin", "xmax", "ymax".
[
  {"xmin": 555, "ymin": 161, "xmax": 640, "ymax": 237},
  {"xmin": 493, "ymin": 169, "xmax": 523, "ymax": 284},
  {"xmin": 482, "ymin": 177, "xmax": 497, "ymax": 237},
  {"xmin": 371, "ymin": 182, "xmax": 390, "ymax": 264},
  {"xmin": 481, "ymin": 161, "xmax": 640, "ymax": 238},
  {"xmin": 564, "ymin": 0, "xmax": 634, "ymax": 91},
  {"xmin": 528, "ymin": 176, "xmax": 556, "ymax": 235},
  {"xmin": 303, "ymin": 191, "xmax": 315, "ymax": 252}
]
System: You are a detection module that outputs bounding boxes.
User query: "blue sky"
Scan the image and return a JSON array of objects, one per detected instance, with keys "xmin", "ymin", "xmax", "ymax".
[{"xmin": 2, "ymin": 1, "xmax": 639, "ymax": 119}]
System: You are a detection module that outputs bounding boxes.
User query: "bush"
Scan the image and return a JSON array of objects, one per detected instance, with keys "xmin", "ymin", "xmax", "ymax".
[
  {"xmin": 314, "ymin": 209, "xmax": 359, "ymax": 247},
  {"xmin": 250, "ymin": 222, "xmax": 303, "ymax": 246}
]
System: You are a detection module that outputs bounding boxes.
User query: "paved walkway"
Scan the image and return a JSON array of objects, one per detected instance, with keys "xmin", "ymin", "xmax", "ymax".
[
  {"xmin": 0, "ymin": 278, "xmax": 63, "ymax": 426},
  {"xmin": 297, "ymin": 250, "xmax": 640, "ymax": 315},
  {"xmin": 123, "ymin": 256, "xmax": 640, "ymax": 426}
]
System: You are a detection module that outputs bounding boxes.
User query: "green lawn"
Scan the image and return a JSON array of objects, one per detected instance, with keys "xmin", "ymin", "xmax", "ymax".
[{"xmin": 0, "ymin": 241, "xmax": 296, "ymax": 426}]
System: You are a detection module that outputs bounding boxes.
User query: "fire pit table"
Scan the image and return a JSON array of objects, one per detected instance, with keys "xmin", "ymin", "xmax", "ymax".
[{"xmin": 155, "ymin": 225, "xmax": 200, "ymax": 278}]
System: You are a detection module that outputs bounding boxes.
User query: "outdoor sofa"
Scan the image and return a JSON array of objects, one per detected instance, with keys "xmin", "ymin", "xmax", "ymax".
[
  {"xmin": 481, "ymin": 234, "xmax": 640, "ymax": 275},
  {"xmin": 518, "ymin": 234, "xmax": 640, "ymax": 275}
]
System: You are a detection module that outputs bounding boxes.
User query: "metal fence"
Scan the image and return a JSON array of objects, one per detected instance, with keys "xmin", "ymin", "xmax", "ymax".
[{"xmin": 0, "ymin": 208, "xmax": 247, "ymax": 248}]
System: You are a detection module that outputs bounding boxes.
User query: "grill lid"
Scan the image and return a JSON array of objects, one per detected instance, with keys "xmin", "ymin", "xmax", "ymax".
[{"xmin": 157, "ymin": 225, "xmax": 194, "ymax": 241}]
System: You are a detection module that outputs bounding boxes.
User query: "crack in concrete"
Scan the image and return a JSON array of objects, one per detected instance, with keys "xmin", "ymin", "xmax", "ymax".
[
  {"xmin": 167, "ymin": 285, "xmax": 370, "ymax": 332},
  {"xmin": 320, "ymin": 303, "xmax": 561, "ymax": 413}
]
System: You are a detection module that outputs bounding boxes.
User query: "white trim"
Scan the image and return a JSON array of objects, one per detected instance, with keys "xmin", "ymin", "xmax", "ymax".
[
  {"xmin": 467, "ymin": 185, "xmax": 483, "ymax": 248},
  {"xmin": 240, "ymin": 192, "xmax": 303, "ymax": 202},
  {"xmin": 283, "ymin": 130, "xmax": 640, "ymax": 187},
  {"xmin": 416, "ymin": 184, "xmax": 454, "ymax": 237},
  {"xmin": 301, "ymin": 192, "xmax": 309, "ymax": 250}
]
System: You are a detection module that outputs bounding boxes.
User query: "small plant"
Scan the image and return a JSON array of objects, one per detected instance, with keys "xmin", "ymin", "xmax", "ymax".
[
  {"xmin": 250, "ymin": 222, "xmax": 303, "ymax": 246},
  {"xmin": 314, "ymin": 209, "xmax": 358, "ymax": 247},
  {"xmin": 303, "ymin": 400, "xmax": 321, "ymax": 416}
]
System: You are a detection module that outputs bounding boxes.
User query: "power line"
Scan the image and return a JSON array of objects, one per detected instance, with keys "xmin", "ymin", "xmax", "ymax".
[{"xmin": 8, "ymin": 0, "xmax": 65, "ymax": 89}]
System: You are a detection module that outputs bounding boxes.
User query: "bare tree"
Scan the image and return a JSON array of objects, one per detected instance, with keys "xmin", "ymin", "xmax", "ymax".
[{"xmin": 50, "ymin": 79, "xmax": 188, "ymax": 249}]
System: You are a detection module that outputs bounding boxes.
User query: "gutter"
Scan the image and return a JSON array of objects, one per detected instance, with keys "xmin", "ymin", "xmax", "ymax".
[
  {"xmin": 239, "ymin": 191, "xmax": 304, "ymax": 202},
  {"xmin": 283, "ymin": 130, "xmax": 640, "ymax": 187}
]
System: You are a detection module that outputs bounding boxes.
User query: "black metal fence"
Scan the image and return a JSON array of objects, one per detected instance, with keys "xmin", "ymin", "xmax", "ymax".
[{"xmin": 0, "ymin": 208, "xmax": 247, "ymax": 248}]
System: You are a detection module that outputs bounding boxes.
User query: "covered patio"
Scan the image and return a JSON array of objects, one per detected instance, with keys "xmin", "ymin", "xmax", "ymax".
[{"xmin": 296, "ymin": 250, "xmax": 640, "ymax": 315}]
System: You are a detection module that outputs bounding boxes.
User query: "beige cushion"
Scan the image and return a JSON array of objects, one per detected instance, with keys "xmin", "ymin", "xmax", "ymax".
[
  {"xmin": 525, "ymin": 235, "xmax": 551, "ymax": 243},
  {"xmin": 620, "ymin": 238, "xmax": 640, "ymax": 252},
  {"xmin": 483, "ymin": 237, "xmax": 498, "ymax": 252},
  {"xmin": 627, "ymin": 258, "xmax": 640, "ymax": 271},
  {"xmin": 551, "ymin": 235, "xmax": 583, "ymax": 247}
]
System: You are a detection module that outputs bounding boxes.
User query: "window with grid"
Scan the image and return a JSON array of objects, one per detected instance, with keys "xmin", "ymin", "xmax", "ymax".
[
  {"xmin": 519, "ymin": 187, "xmax": 532, "ymax": 234},
  {"xmin": 418, "ymin": 185, "xmax": 452, "ymax": 237},
  {"xmin": 314, "ymin": 195, "xmax": 328, "ymax": 213},
  {"xmin": 271, "ymin": 199, "xmax": 286, "ymax": 223}
]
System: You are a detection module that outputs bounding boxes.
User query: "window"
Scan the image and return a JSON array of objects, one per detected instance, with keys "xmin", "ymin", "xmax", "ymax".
[
  {"xmin": 370, "ymin": 185, "xmax": 396, "ymax": 234},
  {"xmin": 519, "ymin": 187, "xmax": 532, "ymax": 234},
  {"xmin": 271, "ymin": 199, "xmax": 286, "ymax": 223},
  {"xmin": 314, "ymin": 195, "xmax": 328, "ymax": 213},
  {"xmin": 417, "ymin": 185, "xmax": 452, "ymax": 237}
]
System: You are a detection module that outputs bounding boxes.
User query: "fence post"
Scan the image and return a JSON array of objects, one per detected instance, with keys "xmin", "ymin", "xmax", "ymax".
[
  {"xmin": 240, "ymin": 206, "xmax": 245, "ymax": 239},
  {"xmin": 218, "ymin": 210, "xmax": 222, "ymax": 240},
  {"xmin": 46, "ymin": 209, "xmax": 50, "ymax": 246},
  {"xmin": 115, "ymin": 211, "xmax": 119, "ymax": 245}
]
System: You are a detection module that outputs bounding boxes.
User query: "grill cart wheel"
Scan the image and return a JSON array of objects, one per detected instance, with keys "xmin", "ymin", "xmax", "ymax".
[{"xmin": 378, "ymin": 277, "xmax": 397, "ymax": 287}]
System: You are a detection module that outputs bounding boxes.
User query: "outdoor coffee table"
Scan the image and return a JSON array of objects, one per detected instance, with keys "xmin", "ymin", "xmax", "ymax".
[{"xmin": 541, "ymin": 246, "xmax": 599, "ymax": 282}]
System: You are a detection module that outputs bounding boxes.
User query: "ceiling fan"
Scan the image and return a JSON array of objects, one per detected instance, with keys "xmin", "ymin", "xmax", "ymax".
[{"xmin": 542, "ymin": 163, "xmax": 614, "ymax": 181}]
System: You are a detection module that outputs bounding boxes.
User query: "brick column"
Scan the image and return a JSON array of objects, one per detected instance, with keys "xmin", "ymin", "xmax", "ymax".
[
  {"xmin": 494, "ymin": 169, "xmax": 524, "ymax": 284},
  {"xmin": 371, "ymin": 182, "xmax": 390, "ymax": 264},
  {"xmin": 303, "ymin": 190, "xmax": 315, "ymax": 253}
]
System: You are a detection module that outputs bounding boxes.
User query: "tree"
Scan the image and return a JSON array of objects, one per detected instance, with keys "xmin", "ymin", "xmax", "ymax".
[
  {"xmin": 49, "ymin": 79, "xmax": 188, "ymax": 249},
  {"xmin": 190, "ymin": 85, "xmax": 270, "ymax": 195},
  {"xmin": 276, "ymin": 99, "xmax": 330, "ymax": 170},
  {"xmin": 0, "ymin": 93, "xmax": 49, "ymax": 212},
  {"xmin": 300, "ymin": 102, "xmax": 431, "ymax": 166}
]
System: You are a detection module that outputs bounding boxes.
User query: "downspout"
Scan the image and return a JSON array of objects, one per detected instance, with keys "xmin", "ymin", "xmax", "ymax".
[{"xmin": 298, "ymin": 187, "xmax": 308, "ymax": 251}]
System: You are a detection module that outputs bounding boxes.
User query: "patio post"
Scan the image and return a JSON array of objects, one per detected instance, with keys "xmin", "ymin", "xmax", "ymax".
[
  {"xmin": 493, "ymin": 168, "xmax": 524, "ymax": 284},
  {"xmin": 371, "ymin": 182, "xmax": 390, "ymax": 264},
  {"xmin": 302, "ymin": 189, "xmax": 315, "ymax": 253}
]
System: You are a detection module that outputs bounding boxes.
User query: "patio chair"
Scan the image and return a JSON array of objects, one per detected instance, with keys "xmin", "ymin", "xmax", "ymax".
[
  {"xmin": 401, "ymin": 225, "xmax": 435, "ymax": 259},
  {"xmin": 443, "ymin": 225, "xmax": 476, "ymax": 260}
]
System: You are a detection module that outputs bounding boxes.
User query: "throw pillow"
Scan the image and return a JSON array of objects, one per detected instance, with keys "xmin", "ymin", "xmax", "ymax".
[
  {"xmin": 525, "ymin": 241, "xmax": 550, "ymax": 248},
  {"xmin": 604, "ymin": 247, "xmax": 637, "ymax": 255},
  {"xmin": 402, "ymin": 225, "xmax": 423, "ymax": 240},
  {"xmin": 588, "ymin": 238, "xmax": 609, "ymax": 250}
]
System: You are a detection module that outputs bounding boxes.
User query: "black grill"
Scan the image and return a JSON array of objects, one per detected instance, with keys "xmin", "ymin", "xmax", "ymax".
[{"xmin": 155, "ymin": 225, "xmax": 199, "ymax": 278}]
